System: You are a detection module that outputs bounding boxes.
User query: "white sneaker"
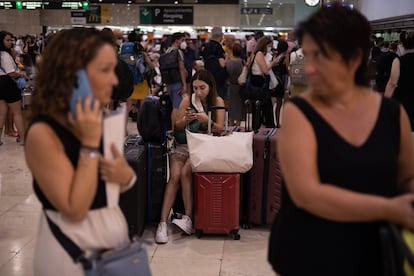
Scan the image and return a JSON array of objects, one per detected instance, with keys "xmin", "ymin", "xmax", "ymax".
[
  {"xmin": 155, "ymin": 222, "xmax": 168, "ymax": 244},
  {"xmin": 172, "ymin": 215, "xmax": 193, "ymax": 235}
]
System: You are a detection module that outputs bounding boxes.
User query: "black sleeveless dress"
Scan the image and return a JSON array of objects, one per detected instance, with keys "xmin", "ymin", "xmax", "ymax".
[
  {"xmin": 268, "ymin": 97, "xmax": 401, "ymax": 276},
  {"xmin": 393, "ymin": 52, "xmax": 414, "ymax": 131}
]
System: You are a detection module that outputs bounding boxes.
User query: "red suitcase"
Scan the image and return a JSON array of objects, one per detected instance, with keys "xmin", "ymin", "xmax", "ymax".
[
  {"xmin": 194, "ymin": 173, "xmax": 241, "ymax": 240},
  {"xmin": 247, "ymin": 127, "xmax": 282, "ymax": 225}
]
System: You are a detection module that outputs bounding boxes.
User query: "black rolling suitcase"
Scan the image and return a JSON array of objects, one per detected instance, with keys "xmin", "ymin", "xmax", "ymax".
[
  {"xmin": 120, "ymin": 135, "xmax": 168, "ymax": 236},
  {"xmin": 119, "ymin": 135, "xmax": 147, "ymax": 238},
  {"xmin": 145, "ymin": 142, "xmax": 167, "ymax": 224}
]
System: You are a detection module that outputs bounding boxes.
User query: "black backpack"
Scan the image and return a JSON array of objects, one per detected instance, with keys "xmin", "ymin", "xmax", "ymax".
[
  {"xmin": 137, "ymin": 96, "xmax": 168, "ymax": 143},
  {"xmin": 159, "ymin": 49, "xmax": 181, "ymax": 85},
  {"xmin": 111, "ymin": 58, "xmax": 134, "ymax": 101}
]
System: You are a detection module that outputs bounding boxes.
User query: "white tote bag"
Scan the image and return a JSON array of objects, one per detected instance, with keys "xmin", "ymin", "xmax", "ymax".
[
  {"xmin": 186, "ymin": 129, "xmax": 254, "ymax": 173},
  {"xmin": 237, "ymin": 66, "xmax": 248, "ymax": 85}
]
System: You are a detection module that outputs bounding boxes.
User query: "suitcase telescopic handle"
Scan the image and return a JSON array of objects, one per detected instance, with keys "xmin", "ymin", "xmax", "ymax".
[
  {"xmin": 244, "ymin": 100, "xmax": 252, "ymax": 132},
  {"xmin": 207, "ymin": 106, "xmax": 228, "ymax": 135}
]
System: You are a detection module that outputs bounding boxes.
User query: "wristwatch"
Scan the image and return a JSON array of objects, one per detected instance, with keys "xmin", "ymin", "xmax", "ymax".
[{"xmin": 305, "ymin": 0, "xmax": 320, "ymax": 7}]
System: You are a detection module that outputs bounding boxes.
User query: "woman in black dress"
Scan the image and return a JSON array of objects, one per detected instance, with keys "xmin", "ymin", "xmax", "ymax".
[{"xmin": 269, "ymin": 4, "xmax": 414, "ymax": 276}]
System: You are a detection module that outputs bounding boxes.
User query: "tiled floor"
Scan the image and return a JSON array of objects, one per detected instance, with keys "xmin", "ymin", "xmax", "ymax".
[{"xmin": 0, "ymin": 119, "xmax": 276, "ymax": 276}]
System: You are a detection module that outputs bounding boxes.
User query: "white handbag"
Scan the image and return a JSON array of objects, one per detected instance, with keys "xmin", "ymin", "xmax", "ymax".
[
  {"xmin": 238, "ymin": 66, "xmax": 248, "ymax": 85},
  {"xmin": 186, "ymin": 129, "xmax": 253, "ymax": 173}
]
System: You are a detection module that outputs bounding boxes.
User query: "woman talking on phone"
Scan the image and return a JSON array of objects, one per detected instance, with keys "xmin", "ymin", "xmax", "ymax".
[{"xmin": 25, "ymin": 28, "xmax": 136, "ymax": 276}]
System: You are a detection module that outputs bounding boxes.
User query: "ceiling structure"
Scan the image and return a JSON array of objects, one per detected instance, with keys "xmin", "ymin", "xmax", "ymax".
[{"xmin": 89, "ymin": 0, "xmax": 239, "ymax": 3}]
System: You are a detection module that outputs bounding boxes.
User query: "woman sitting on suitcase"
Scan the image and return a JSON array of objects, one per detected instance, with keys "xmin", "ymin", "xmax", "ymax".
[{"xmin": 155, "ymin": 69, "xmax": 225, "ymax": 244}]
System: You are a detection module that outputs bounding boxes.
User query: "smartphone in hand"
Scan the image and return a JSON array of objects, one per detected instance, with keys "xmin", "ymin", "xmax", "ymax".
[{"xmin": 70, "ymin": 69, "xmax": 95, "ymax": 118}]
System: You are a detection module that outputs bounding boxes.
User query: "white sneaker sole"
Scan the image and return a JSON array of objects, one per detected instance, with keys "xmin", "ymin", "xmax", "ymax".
[{"xmin": 155, "ymin": 237, "xmax": 168, "ymax": 244}]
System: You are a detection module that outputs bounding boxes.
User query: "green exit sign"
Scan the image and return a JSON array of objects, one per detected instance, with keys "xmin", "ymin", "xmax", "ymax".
[
  {"xmin": 82, "ymin": 1, "xmax": 89, "ymax": 10},
  {"xmin": 16, "ymin": 1, "xmax": 23, "ymax": 9}
]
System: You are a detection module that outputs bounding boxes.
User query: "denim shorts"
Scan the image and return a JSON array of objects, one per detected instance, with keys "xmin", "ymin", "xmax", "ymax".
[{"xmin": 167, "ymin": 82, "xmax": 183, "ymax": 109}]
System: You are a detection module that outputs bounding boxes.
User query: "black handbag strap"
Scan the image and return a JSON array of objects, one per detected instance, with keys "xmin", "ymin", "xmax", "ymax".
[
  {"xmin": 247, "ymin": 53, "xmax": 256, "ymax": 80},
  {"xmin": 43, "ymin": 210, "xmax": 93, "ymax": 269}
]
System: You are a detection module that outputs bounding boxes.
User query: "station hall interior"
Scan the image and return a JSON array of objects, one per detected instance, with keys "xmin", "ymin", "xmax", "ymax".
[{"xmin": 0, "ymin": 0, "xmax": 414, "ymax": 275}]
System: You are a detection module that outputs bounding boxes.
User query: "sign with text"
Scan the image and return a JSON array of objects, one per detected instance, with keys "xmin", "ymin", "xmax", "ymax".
[
  {"xmin": 241, "ymin": 7, "xmax": 272, "ymax": 15},
  {"xmin": 71, "ymin": 11, "xmax": 86, "ymax": 24},
  {"xmin": 140, "ymin": 6, "xmax": 193, "ymax": 25},
  {"xmin": 0, "ymin": 1, "xmax": 16, "ymax": 9}
]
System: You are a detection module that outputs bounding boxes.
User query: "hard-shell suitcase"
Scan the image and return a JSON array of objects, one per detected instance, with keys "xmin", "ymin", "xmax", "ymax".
[
  {"xmin": 120, "ymin": 136, "xmax": 167, "ymax": 237},
  {"xmin": 146, "ymin": 142, "xmax": 167, "ymax": 224},
  {"xmin": 247, "ymin": 127, "xmax": 282, "ymax": 225},
  {"xmin": 21, "ymin": 87, "xmax": 32, "ymax": 109},
  {"xmin": 119, "ymin": 135, "xmax": 147, "ymax": 238},
  {"xmin": 194, "ymin": 172, "xmax": 241, "ymax": 240},
  {"xmin": 232, "ymin": 100, "xmax": 253, "ymax": 229},
  {"xmin": 192, "ymin": 107, "xmax": 241, "ymax": 240}
]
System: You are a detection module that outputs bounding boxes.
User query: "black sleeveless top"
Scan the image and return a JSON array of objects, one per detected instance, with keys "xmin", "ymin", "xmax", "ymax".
[
  {"xmin": 268, "ymin": 97, "xmax": 401, "ymax": 276},
  {"xmin": 393, "ymin": 52, "xmax": 414, "ymax": 130},
  {"xmin": 31, "ymin": 115, "xmax": 107, "ymax": 210}
]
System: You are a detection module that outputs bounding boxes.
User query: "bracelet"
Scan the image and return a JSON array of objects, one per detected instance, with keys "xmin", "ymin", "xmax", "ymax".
[
  {"xmin": 124, "ymin": 172, "xmax": 137, "ymax": 190},
  {"xmin": 80, "ymin": 147, "xmax": 101, "ymax": 159},
  {"xmin": 81, "ymin": 145, "xmax": 100, "ymax": 151}
]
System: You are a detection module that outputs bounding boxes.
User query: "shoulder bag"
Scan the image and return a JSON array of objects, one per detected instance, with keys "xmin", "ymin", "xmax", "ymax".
[
  {"xmin": 44, "ymin": 211, "xmax": 152, "ymax": 276},
  {"xmin": 186, "ymin": 106, "xmax": 253, "ymax": 173},
  {"xmin": 379, "ymin": 223, "xmax": 414, "ymax": 276}
]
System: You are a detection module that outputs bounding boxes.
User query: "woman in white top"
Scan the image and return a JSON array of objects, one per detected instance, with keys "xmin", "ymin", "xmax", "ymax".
[
  {"xmin": 249, "ymin": 36, "xmax": 279, "ymax": 128},
  {"xmin": 0, "ymin": 30, "xmax": 27, "ymax": 145}
]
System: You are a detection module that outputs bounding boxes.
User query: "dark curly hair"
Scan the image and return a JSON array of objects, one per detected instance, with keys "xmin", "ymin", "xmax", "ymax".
[
  {"xmin": 32, "ymin": 28, "xmax": 116, "ymax": 120},
  {"xmin": 296, "ymin": 3, "xmax": 372, "ymax": 87}
]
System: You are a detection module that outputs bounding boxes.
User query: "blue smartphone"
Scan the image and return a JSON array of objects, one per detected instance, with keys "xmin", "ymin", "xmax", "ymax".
[{"xmin": 70, "ymin": 69, "xmax": 95, "ymax": 118}]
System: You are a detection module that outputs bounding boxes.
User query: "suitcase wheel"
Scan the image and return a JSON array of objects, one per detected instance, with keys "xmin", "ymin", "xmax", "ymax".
[
  {"xmin": 195, "ymin": 229, "xmax": 203, "ymax": 239},
  {"xmin": 240, "ymin": 217, "xmax": 251, "ymax": 230},
  {"xmin": 230, "ymin": 230, "xmax": 240, "ymax": 240}
]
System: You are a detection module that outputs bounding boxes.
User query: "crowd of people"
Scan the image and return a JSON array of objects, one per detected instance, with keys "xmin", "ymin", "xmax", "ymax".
[{"xmin": 1, "ymin": 2, "xmax": 414, "ymax": 275}]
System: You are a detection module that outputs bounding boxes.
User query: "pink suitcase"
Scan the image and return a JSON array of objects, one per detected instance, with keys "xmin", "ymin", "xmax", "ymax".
[
  {"xmin": 247, "ymin": 128, "xmax": 282, "ymax": 225},
  {"xmin": 194, "ymin": 173, "xmax": 240, "ymax": 240}
]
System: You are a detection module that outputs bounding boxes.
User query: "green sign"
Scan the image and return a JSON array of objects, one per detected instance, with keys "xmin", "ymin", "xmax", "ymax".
[
  {"xmin": 82, "ymin": 1, "xmax": 89, "ymax": 10},
  {"xmin": 140, "ymin": 6, "xmax": 194, "ymax": 25},
  {"xmin": 16, "ymin": 0, "xmax": 22, "ymax": 9},
  {"xmin": 140, "ymin": 7, "xmax": 152, "ymax": 25}
]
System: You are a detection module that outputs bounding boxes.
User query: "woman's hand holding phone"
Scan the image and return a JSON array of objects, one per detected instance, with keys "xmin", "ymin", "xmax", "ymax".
[{"xmin": 68, "ymin": 69, "xmax": 102, "ymax": 148}]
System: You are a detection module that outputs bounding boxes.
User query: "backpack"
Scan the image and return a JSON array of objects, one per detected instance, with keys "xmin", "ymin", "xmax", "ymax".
[
  {"xmin": 119, "ymin": 42, "xmax": 137, "ymax": 66},
  {"xmin": 137, "ymin": 95, "xmax": 169, "ymax": 143},
  {"xmin": 111, "ymin": 58, "xmax": 134, "ymax": 101},
  {"xmin": 120, "ymin": 42, "xmax": 144, "ymax": 84},
  {"xmin": 203, "ymin": 43, "xmax": 228, "ymax": 86},
  {"xmin": 289, "ymin": 50, "xmax": 307, "ymax": 86},
  {"xmin": 159, "ymin": 49, "xmax": 181, "ymax": 85},
  {"xmin": 136, "ymin": 52, "xmax": 146, "ymax": 75}
]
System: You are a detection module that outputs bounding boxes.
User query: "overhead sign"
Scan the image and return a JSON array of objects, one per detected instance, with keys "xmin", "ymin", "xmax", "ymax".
[
  {"xmin": 71, "ymin": 11, "xmax": 86, "ymax": 24},
  {"xmin": 0, "ymin": 1, "xmax": 16, "ymax": 9},
  {"xmin": 86, "ymin": 5, "xmax": 101, "ymax": 24},
  {"xmin": 241, "ymin": 7, "xmax": 272, "ymax": 15},
  {"xmin": 140, "ymin": 6, "xmax": 193, "ymax": 25},
  {"xmin": 0, "ymin": 1, "xmax": 93, "ymax": 10}
]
